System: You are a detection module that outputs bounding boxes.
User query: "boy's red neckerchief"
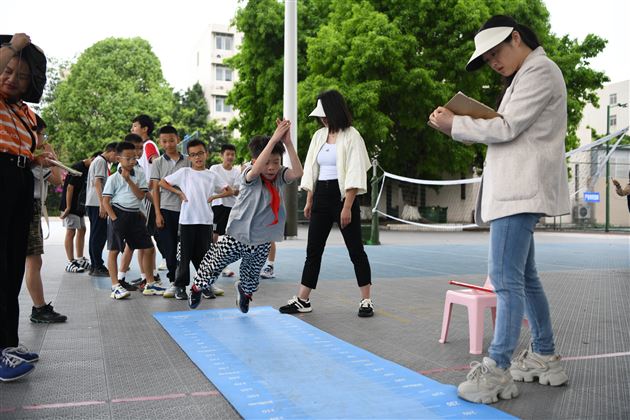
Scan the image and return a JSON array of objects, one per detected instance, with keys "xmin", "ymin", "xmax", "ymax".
[{"xmin": 261, "ymin": 175, "xmax": 280, "ymax": 226}]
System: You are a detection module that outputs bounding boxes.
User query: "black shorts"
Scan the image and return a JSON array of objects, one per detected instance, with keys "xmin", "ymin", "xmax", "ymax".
[
  {"xmin": 107, "ymin": 207, "xmax": 154, "ymax": 252},
  {"xmin": 212, "ymin": 205, "xmax": 232, "ymax": 235}
]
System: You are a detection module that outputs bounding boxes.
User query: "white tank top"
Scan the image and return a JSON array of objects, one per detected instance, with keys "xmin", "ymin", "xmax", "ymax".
[{"xmin": 317, "ymin": 143, "xmax": 337, "ymax": 180}]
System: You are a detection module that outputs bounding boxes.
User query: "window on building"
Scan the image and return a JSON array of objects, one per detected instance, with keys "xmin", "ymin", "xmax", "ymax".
[
  {"xmin": 215, "ymin": 33, "xmax": 234, "ymax": 50},
  {"xmin": 215, "ymin": 96, "xmax": 232, "ymax": 113},
  {"xmin": 609, "ymin": 114, "xmax": 617, "ymax": 127},
  {"xmin": 215, "ymin": 65, "xmax": 233, "ymax": 82},
  {"xmin": 609, "ymin": 93, "xmax": 617, "ymax": 105}
]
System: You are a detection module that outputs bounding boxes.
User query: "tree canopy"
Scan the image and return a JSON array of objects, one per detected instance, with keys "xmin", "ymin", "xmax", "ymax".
[
  {"xmin": 227, "ymin": 0, "xmax": 608, "ymax": 179},
  {"xmin": 43, "ymin": 37, "xmax": 176, "ymax": 162}
]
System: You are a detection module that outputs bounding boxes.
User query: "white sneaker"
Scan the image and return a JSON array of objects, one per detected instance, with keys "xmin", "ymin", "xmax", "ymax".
[
  {"xmin": 457, "ymin": 357, "xmax": 519, "ymax": 404},
  {"xmin": 111, "ymin": 284, "xmax": 130, "ymax": 300},
  {"xmin": 260, "ymin": 264, "xmax": 275, "ymax": 279},
  {"xmin": 158, "ymin": 260, "xmax": 167, "ymax": 271},
  {"xmin": 163, "ymin": 284, "xmax": 177, "ymax": 298},
  {"xmin": 211, "ymin": 284, "xmax": 225, "ymax": 296},
  {"xmin": 510, "ymin": 344, "xmax": 569, "ymax": 386}
]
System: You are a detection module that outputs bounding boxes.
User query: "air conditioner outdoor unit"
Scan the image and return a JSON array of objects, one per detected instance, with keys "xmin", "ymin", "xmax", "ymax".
[{"xmin": 576, "ymin": 205, "xmax": 592, "ymax": 219}]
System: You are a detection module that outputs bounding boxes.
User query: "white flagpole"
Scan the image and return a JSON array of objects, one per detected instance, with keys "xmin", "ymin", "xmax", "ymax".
[{"xmin": 283, "ymin": 0, "xmax": 298, "ymax": 236}]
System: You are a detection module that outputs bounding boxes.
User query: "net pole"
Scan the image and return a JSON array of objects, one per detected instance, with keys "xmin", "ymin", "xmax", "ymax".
[{"xmin": 367, "ymin": 159, "xmax": 380, "ymax": 245}]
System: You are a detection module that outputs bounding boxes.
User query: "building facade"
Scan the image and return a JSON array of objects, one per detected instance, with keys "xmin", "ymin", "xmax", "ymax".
[{"xmin": 193, "ymin": 24, "xmax": 243, "ymax": 125}]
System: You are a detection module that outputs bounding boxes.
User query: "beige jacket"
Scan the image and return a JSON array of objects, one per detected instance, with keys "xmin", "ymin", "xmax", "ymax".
[
  {"xmin": 452, "ymin": 47, "xmax": 570, "ymax": 223},
  {"xmin": 300, "ymin": 126, "xmax": 371, "ymax": 197}
]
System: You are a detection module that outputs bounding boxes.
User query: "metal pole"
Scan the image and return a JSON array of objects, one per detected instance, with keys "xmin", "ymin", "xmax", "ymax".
[
  {"xmin": 368, "ymin": 159, "xmax": 380, "ymax": 245},
  {"xmin": 283, "ymin": 0, "xmax": 298, "ymax": 237},
  {"xmin": 605, "ymin": 105, "xmax": 610, "ymax": 232}
]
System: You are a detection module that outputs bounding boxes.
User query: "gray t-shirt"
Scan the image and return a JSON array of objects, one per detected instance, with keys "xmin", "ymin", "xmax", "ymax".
[
  {"xmin": 150, "ymin": 153, "xmax": 190, "ymax": 212},
  {"xmin": 86, "ymin": 155, "xmax": 108, "ymax": 207},
  {"xmin": 226, "ymin": 166, "xmax": 292, "ymax": 246}
]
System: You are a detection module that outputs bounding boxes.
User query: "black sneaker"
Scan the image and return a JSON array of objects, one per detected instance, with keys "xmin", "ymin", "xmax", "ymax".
[
  {"xmin": 175, "ymin": 287, "xmax": 188, "ymax": 300},
  {"xmin": 89, "ymin": 266, "xmax": 109, "ymax": 277},
  {"xmin": 358, "ymin": 298, "xmax": 374, "ymax": 317},
  {"xmin": 189, "ymin": 284, "xmax": 202, "ymax": 309},
  {"xmin": 30, "ymin": 303, "xmax": 67, "ymax": 323},
  {"xmin": 279, "ymin": 296, "xmax": 312, "ymax": 314},
  {"xmin": 235, "ymin": 281, "xmax": 252, "ymax": 314},
  {"xmin": 201, "ymin": 287, "xmax": 216, "ymax": 300},
  {"xmin": 118, "ymin": 279, "xmax": 138, "ymax": 291}
]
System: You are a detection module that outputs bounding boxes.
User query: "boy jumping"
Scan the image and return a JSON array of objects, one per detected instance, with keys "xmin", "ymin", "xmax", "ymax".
[{"xmin": 188, "ymin": 119, "xmax": 302, "ymax": 313}]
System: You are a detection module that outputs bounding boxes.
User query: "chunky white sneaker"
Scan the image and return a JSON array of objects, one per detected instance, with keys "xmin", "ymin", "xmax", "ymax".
[
  {"xmin": 163, "ymin": 284, "xmax": 177, "ymax": 298},
  {"xmin": 211, "ymin": 284, "xmax": 225, "ymax": 296},
  {"xmin": 510, "ymin": 344, "xmax": 569, "ymax": 386},
  {"xmin": 111, "ymin": 284, "xmax": 130, "ymax": 300},
  {"xmin": 457, "ymin": 357, "xmax": 519, "ymax": 404},
  {"xmin": 260, "ymin": 264, "xmax": 275, "ymax": 279}
]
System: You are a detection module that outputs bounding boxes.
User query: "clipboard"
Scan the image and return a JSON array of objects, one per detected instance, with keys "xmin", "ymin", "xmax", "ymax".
[{"xmin": 428, "ymin": 91, "xmax": 500, "ymax": 130}]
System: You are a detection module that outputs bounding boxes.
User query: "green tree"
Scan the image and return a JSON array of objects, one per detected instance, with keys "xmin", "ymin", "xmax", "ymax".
[
  {"xmin": 227, "ymin": 0, "xmax": 608, "ymax": 181},
  {"xmin": 43, "ymin": 37, "xmax": 175, "ymax": 162}
]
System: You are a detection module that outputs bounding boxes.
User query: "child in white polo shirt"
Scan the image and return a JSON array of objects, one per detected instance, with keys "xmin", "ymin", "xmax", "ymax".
[{"xmin": 102, "ymin": 142, "xmax": 165, "ymax": 299}]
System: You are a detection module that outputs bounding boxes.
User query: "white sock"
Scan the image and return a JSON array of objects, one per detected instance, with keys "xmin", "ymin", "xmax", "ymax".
[
  {"xmin": 267, "ymin": 261, "xmax": 274, "ymax": 267},
  {"xmin": 117, "ymin": 272, "xmax": 125, "ymax": 280},
  {"xmin": 153, "ymin": 270, "xmax": 158, "ymax": 276},
  {"xmin": 141, "ymin": 273, "xmax": 146, "ymax": 280}
]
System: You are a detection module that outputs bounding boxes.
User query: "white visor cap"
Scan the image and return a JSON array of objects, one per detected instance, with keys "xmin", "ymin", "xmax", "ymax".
[
  {"xmin": 466, "ymin": 26, "xmax": 514, "ymax": 71},
  {"xmin": 309, "ymin": 99, "xmax": 326, "ymax": 118}
]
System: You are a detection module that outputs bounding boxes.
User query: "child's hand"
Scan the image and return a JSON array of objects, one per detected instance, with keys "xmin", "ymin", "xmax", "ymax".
[
  {"xmin": 178, "ymin": 191, "xmax": 188, "ymax": 202},
  {"xmin": 612, "ymin": 179, "xmax": 621, "ymax": 188},
  {"xmin": 120, "ymin": 167, "xmax": 131, "ymax": 180},
  {"xmin": 270, "ymin": 119, "xmax": 291, "ymax": 143},
  {"xmin": 223, "ymin": 185, "xmax": 235, "ymax": 196}
]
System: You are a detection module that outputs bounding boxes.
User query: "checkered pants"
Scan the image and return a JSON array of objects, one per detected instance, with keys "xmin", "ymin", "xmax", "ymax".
[{"xmin": 193, "ymin": 235, "xmax": 271, "ymax": 295}]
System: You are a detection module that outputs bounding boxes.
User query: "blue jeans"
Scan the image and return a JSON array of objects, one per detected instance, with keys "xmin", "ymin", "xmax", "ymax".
[{"xmin": 488, "ymin": 213, "xmax": 556, "ymax": 368}]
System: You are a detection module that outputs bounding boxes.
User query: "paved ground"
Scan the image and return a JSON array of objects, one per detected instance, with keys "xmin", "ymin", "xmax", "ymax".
[{"xmin": 1, "ymin": 220, "xmax": 629, "ymax": 419}]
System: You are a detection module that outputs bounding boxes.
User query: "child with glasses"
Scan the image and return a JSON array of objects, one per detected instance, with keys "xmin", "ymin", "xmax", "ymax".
[
  {"xmin": 102, "ymin": 142, "xmax": 165, "ymax": 299},
  {"xmin": 159, "ymin": 140, "xmax": 232, "ymax": 300}
]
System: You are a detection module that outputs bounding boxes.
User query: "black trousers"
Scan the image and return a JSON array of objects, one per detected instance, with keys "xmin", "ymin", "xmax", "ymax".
[
  {"xmin": 300, "ymin": 180, "xmax": 371, "ymax": 289},
  {"xmin": 175, "ymin": 224, "xmax": 212, "ymax": 287},
  {"xmin": 87, "ymin": 205, "xmax": 108, "ymax": 269},
  {"xmin": 157, "ymin": 209, "xmax": 180, "ymax": 283},
  {"xmin": 0, "ymin": 160, "xmax": 33, "ymax": 348}
]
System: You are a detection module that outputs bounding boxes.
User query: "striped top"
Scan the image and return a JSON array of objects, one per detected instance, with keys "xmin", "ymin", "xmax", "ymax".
[{"xmin": 0, "ymin": 95, "xmax": 37, "ymax": 160}]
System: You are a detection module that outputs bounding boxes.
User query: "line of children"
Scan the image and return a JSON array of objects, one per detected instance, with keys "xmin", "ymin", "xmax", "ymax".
[{"xmin": 188, "ymin": 119, "xmax": 303, "ymax": 313}]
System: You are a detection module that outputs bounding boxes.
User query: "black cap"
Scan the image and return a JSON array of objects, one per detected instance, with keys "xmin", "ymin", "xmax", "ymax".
[{"xmin": 1, "ymin": 35, "xmax": 47, "ymax": 103}]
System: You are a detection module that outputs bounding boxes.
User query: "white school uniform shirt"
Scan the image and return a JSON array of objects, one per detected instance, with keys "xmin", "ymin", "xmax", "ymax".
[
  {"xmin": 209, "ymin": 164, "xmax": 240, "ymax": 207},
  {"xmin": 164, "ymin": 167, "xmax": 219, "ymax": 225}
]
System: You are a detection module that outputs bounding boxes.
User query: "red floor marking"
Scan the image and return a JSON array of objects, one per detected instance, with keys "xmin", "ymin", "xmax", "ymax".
[
  {"xmin": 111, "ymin": 393, "xmax": 187, "ymax": 403},
  {"xmin": 191, "ymin": 391, "xmax": 220, "ymax": 397},
  {"xmin": 0, "ymin": 407, "xmax": 16, "ymax": 413},
  {"xmin": 419, "ymin": 351, "xmax": 630, "ymax": 375},
  {"xmin": 23, "ymin": 401, "xmax": 105, "ymax": 410},
  {"xmin": 563, "ymin": 351, "xmax": 630, "ymax": 361}
]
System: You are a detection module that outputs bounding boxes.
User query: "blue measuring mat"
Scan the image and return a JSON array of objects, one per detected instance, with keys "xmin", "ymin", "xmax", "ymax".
[{"xmin": 154, "ymin": 307, "xmax": 515, "ymax": 419}]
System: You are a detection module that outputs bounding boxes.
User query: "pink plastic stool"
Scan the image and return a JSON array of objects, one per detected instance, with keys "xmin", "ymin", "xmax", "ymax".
[{"xmin": 438, "ymin": 278, "xmax": 497, "ymax": 355}]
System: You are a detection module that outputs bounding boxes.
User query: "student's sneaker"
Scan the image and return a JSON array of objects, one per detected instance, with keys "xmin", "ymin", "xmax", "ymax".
[
  {"xmin": 457, "ymin": 357, "xmax": 519, "ymax": 404},
  {"xmin": 189, "ymin": 285, "xmax": 202, "ymax": 309},
  {"xmin": 0, "ymin": 349, "xmax": 34, "ymax": 382},
  {"xmin": 163, "ymin": 284, "xmax": 177, "ymax": 298},
  {"xmin": 358, "ymin": 298, "xmax": 374, "ymax": 318},
  {"xmin": 158, "ymin": 260, "xmax": 167, "ymax": 271},
  {"xmin": 510, "ymin": 344, "xmax": 569, "ymax": 386},
  {"xmin": 111, "ymin": 284, "xmax": 130, "ymax": 300},
  {"xmin": 118, "ymin": 278, "xmax": 138, "ymax": 292},
  {"xmin": 175, "ymin": 287, "xmax": 188, "ymax": 300},
  {"xmin": 143, "ymin": 282, "xmax": 166, "ymax": 296},
  {"xmin": 279, "ymin": 296, "xmax": 312, "ymax": 314},
  {"xmin": 260, "ymin": 264, "xmax": 275, "ymax": 279},
  {"xmin": 30, "ymin": 303, "xmax": 67, "ymax": 324},
  {"xmin": 89, "ymin": 266, "xmax": 109, "ymax": 277},
  {"xmin": 201, "ymin": 286, "xmax": 216, "ymax": 299},
  {"xmin": 235, "ymin": 281, "xmax": 252, "ymax": 314},
  {"xmin": 211, "ymin": 284, "xmax": 224, "ymax": 296},
  {"xmin": 64, "ymin": 260, "xmax": 85, "ymax": 273},
  {"xmin": 221, "ymin": 269, "xmax": 235, "ymax": 277},
  {"xmin": 76, "ymin": 257, "xmax": 91, "ymax": 271},
  {"xmin": 4, "ymin": 344, "xmax": 39, "ymax": 363}
]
